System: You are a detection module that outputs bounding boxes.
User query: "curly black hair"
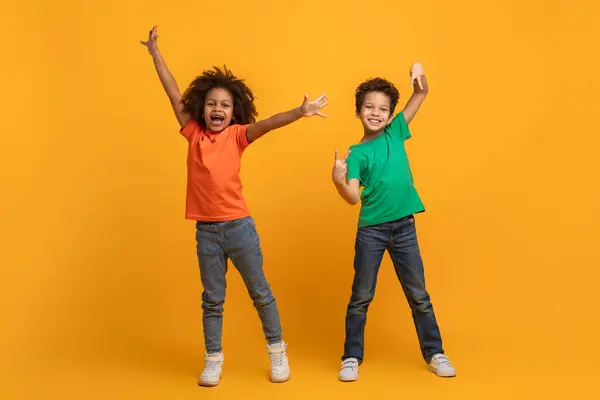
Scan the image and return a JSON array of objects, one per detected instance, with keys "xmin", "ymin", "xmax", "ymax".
[
  {"xmin": 355, "ymin": 77, "xmax": 400, "ymax": 115},
  {"xmin": 182, "ymin": 66, "xmax": 258, "ymax": 127}
]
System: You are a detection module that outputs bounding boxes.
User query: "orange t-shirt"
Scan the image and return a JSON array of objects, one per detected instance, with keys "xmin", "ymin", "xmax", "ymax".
[{"xmin": 180, "ymin": 120, "xmax": 252, "ymax": 221}]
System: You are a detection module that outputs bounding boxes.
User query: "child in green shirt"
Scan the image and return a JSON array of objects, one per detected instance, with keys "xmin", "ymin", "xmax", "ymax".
[{"xmin": 332, "ymin": 63, "xmax": 456, "ymax": 381}]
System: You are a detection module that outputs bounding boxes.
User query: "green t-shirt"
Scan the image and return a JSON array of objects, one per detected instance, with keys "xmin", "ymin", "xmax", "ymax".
[{"xmin": 346, "ymin": 112, "xmax": 425, "ymax": 228}]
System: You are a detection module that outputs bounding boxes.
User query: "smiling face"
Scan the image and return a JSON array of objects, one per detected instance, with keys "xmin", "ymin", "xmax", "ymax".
[
  {"xmin": 203, "ymin": 87, "xmax": 234, "ymax": 132},
  {"xmin": 357, "ymin": 91, "xmax": 392, "ymax": 134}
]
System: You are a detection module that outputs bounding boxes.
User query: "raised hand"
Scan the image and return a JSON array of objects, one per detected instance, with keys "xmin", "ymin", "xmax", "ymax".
[
  {"xmin": 140, "ymin": 25, "xmax": 159, "ymax": 54},
  {"xmin": 409, "ymin": 62, "xmax": 425, "ymax": 90},
  {"xmin": 332, "ymin": 149, "xmax": 351, "ymax": 184},
  {"xmin": 300, "ymin": 93, "xmax": 329, "ymax": 118}
]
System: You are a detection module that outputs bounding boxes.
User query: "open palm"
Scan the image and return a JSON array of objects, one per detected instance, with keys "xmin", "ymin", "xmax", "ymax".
[{"xmin": 301, "ymin": 93, "xmax": 328, "ymax": 118}]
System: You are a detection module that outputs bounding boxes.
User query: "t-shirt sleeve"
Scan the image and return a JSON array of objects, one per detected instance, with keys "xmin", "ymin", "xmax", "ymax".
[
  {"xmin": 346, "ymin": 152, "xmax": 362, "ymax": 183},
  {"xmin": 180, "ymin": 119, "xmax": 199, "ymax": 141},
  {"xmin": 234, "ymin": 124, "xmax": 251, "ymax": 152},
  {"xmin": 387, "ymin": 112, "xmax": 412, "ymax": 141}
]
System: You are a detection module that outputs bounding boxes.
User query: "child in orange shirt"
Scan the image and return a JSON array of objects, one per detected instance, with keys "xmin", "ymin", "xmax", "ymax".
[{"xmin": 141, "ymin": 26, "xmax": 328, "ymax": 386}]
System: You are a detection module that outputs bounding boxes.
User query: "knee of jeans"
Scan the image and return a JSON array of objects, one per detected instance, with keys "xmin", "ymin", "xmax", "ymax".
[
  {"xmin": 202, "ymin": 292, "xmax": 225, "ymax": 310},
  {"xmin": 411, "ymin": 293, "xmax": 433, "ymax": 314},
  {"xmin": 202, "ymin": 302, "xmax": 224, "ymax": 316},
  {"xmin": 348, "ymin": 290, "xmax": 374, "ymax": 313},
  {"xmin": 252, "ymin": 291, "xmax": 275, "ymax": 309}
]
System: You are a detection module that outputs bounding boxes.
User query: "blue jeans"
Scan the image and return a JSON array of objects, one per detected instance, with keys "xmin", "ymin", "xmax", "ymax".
[
  {"xmin": 195, "ymin": 216, "xmax": 282, "ymax": 353},
  {"xmin": 343, "ymin": 215, "xmax": 444, "ymax": 363}
]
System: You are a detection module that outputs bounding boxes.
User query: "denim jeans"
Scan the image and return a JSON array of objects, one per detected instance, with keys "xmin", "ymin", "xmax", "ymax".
[
  {"xmin": 343, "ymin": 215, "xmax": 444, "ymax": 363},
  {"xmin": 195, "ymin": 216, "xmax": 282, "ymax": 353}
]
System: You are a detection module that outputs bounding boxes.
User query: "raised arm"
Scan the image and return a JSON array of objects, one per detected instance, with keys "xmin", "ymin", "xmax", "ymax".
[
  {"xmin": 246, "ymin": 93, "xmax": 328, "ymax": 142},
  {"xmin": 332, "ymin": 150, "xmax": 360, "ymax": 205},
  {"xmin": 140, "ymin": 26, "xmax": 190, "ymax": 129},
  {"xmin": 401, "ymin": 62, "xmax": 429, "ymax": 124}
]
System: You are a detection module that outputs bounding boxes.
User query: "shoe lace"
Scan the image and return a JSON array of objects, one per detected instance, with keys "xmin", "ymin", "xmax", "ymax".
[
  {"xmin": 341, "ymin": 359, "xmax": 358, "ymax": 372},
  {"xmin": 434, "ymin": 355, "xmax": 451, "ymax": 367},
  {"xmin": 204, "ymin": 360, "xmax": 221, "ymax": 375},
  {"xmin": 270, "ymin": 351, "xmax": 286, "ymax": 368}
]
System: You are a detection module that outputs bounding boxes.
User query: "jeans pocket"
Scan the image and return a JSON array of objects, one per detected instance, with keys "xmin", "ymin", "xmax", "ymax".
[
  {"xmin": 228, "ymin": 216, "xmax": 252, "ymax": 229},
  {"xmin": 241, "ymin": 216, "xmax": 253, "ymax": 226}
]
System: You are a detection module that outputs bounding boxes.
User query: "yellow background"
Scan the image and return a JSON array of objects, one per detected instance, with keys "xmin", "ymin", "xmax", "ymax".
[{"xmin": 2, "ymin": 0, "xmax": 599, "ymax": 398}]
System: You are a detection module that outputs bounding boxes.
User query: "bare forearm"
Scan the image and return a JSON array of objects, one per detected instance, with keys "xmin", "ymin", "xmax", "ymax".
[
  {"xmin": 263, "ymin": 107, "xmax": 303, "ymax": 131},
  {"xmin": 147, "ymin": 48, "xmax": 189, "ymax": 128},
  {"xmin": 402, "ymin": 92, "xmax": 427, "ymax": 124},
  {"xmin": 247, "ymin": 107, "xmax": 303, "ymax": 142},
  {"xmin": 402, "ymin": 75, "xmax": 428, "ymax": 124},
  {"xmin": 150, "ymin": 48, "xmax": 181, "ymax": 100},
  {"xmin": 335, "ymin": 181, "xmax": 359, "ymax": 205}
]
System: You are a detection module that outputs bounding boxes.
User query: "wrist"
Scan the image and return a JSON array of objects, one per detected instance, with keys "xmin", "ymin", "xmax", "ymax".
[{"xmin": 150, "ymin": 47, "xmax": 161, "ymax": 58}]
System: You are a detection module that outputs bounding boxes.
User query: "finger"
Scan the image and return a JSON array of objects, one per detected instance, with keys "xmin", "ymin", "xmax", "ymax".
[
  {"xmin": 417, "ymin": 76, "xmax": 423, "ymax": 90},
  {"xmin": 335, "ymin": 149, "xmax": 339, "ymax": 161},
  {"xmin": 343, "ymin": 150, "xmax": 351, "ymax": 161},
  {"xmin": 314, "ymin": 93, "xmax": 327, "ymax": 103},
  {"xmin": 318, "ymin": 112, "xmax": 327, "ymax": 118},
  {"xmin": 304, "ymin": 93, "xmax": 309, "ymax": 103},
  {"xmin": 320, "ymin": 101, "xmax": 329, "ymax": 108},
  {"xmin": 410, "ymin": 74, "xmax": 416, "ymax": 86},
  {"xmin": 313, "ymin": 94, "xmax": 322, "ymax": 103},
  {"xmin": 140, "ymin": 41, "xmax": 147, "ymax": 45}
]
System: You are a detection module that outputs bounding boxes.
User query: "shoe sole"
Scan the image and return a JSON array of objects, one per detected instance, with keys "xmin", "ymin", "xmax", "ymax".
[
  {"xmin": 198, "ymin": 381, "xmax": 219, "ymax": 387},
  {"xmin": 270, "ymin": 373, "xmax": 290, "ymax": 383},
  {"xmin": 198, "ymin": 373, "xmax": 222, "ymax": 387},
  {"xmin": 338, "ymin": 375, "xmax": 358, "ymax": 382},
  {"xmin": 428, "ymin": 365, "xmax": 456, "ymax": 378}
]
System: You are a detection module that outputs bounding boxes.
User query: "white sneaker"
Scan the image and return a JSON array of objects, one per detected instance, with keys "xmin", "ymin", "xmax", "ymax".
[
  {"xmin": 428, "ymin": 354, "xmax": 456, "ymax": 377},
  {"xmin": 267, "ymin": 341, "xmax": 290, "ymax": 383},
  {"xmin": 198, "ymin": 352, "xmax": 224, "ymax": 387},
  {"xmin": 338, "ymin": 358, "xmax": 359, "ymax": 382}
]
